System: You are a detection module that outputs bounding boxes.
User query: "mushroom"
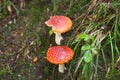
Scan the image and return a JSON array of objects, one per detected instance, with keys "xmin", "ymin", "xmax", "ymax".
[
  {"xmin": 46, "ymin": 46, "xmax": 74, "ymax": 73},
  {"xmin": 45, "ymin": 16, "xmax": 72, "ymax": 45}
]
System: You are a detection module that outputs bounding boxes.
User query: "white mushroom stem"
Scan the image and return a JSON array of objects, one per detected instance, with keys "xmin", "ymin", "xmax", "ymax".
[
  {"xmin": 58, "ymin": 64, "xmax": 66, "ymax": 73},
  {"xmin": 55, "ymin": 32, "xmax": 63, "ymax": 45}
]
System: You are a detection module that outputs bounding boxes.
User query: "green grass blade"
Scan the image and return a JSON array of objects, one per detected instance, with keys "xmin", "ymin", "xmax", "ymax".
[
  {"xmin": 94, "ymin": 55, "xmax": 99, "ymax": 80},
  {"xmin": 74, "ymin": 57, "xmax": 83, "ymax": 74},
  {"xmin": 101, "ymin": 49, "xmax": 107, "ymax": 71},
  {"xmin": 109, "ymin": 32, "xmax": 115, "ymax": 73}
]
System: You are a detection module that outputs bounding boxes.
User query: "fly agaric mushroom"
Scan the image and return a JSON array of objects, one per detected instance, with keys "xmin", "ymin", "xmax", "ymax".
[
  {"xmin": 46, "ymin": 46, "xmax": 74, "ymax": 73},
  {"xmin": 45, "ymin": 16, "xmax": 72, "ymax": 45}
]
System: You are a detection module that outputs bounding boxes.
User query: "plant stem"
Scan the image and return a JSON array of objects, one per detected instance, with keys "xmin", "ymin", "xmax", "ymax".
[
  {"xmin": 55, "ymin": 32, "xmax": 63, "ymax": 45},
  {"xmin": 58, "ymin": 64, "xmax": 66, "ymax": 73}
]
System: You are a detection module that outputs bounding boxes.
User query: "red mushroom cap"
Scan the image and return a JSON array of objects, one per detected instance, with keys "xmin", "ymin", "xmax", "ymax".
[
  {"xmin": 46, "ymin": 46, "xmax": 74, "ymax": 64},
  {"xmin": 45, "ymin": 16, "xmax": 72, "ymax": 33}
]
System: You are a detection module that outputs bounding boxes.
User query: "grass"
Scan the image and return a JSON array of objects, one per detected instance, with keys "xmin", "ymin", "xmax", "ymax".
[{"xmin": 0, "ymin": 0, "xmax": 120, "ymax": 80}]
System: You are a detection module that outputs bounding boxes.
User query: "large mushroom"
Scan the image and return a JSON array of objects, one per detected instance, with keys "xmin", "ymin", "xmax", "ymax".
[
  {"xmin": 46, "ymin": 46, "xmax": 74, "ymax": 73},
  {"xmin": 45, "ymin": 16, "xmax": 72, "ymax": 45}
]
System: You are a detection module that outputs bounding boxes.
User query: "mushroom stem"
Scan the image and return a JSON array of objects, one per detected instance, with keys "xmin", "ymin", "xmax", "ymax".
[
  {"xmin": 58, "ymin": 64, "xmax": 66, "ymax": 73},
  {"xmin": 55, "ymin": 32, "xmax": 63, "ymax": 45}
]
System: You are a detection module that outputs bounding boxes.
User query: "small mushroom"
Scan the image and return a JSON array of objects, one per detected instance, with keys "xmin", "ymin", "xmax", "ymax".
[
  {"xmin": 45, "ymin": 16, "xmax": 72, "ymax": 45},
  {"xmin": 46, "ymin": 46, "xmax": 74, "ymax": 73}
]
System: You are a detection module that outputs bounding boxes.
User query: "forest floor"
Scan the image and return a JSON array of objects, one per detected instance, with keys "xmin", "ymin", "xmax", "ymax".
[{"xmin": 0, "ymin": 0, "xmax": 120, "ymax": 80}]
